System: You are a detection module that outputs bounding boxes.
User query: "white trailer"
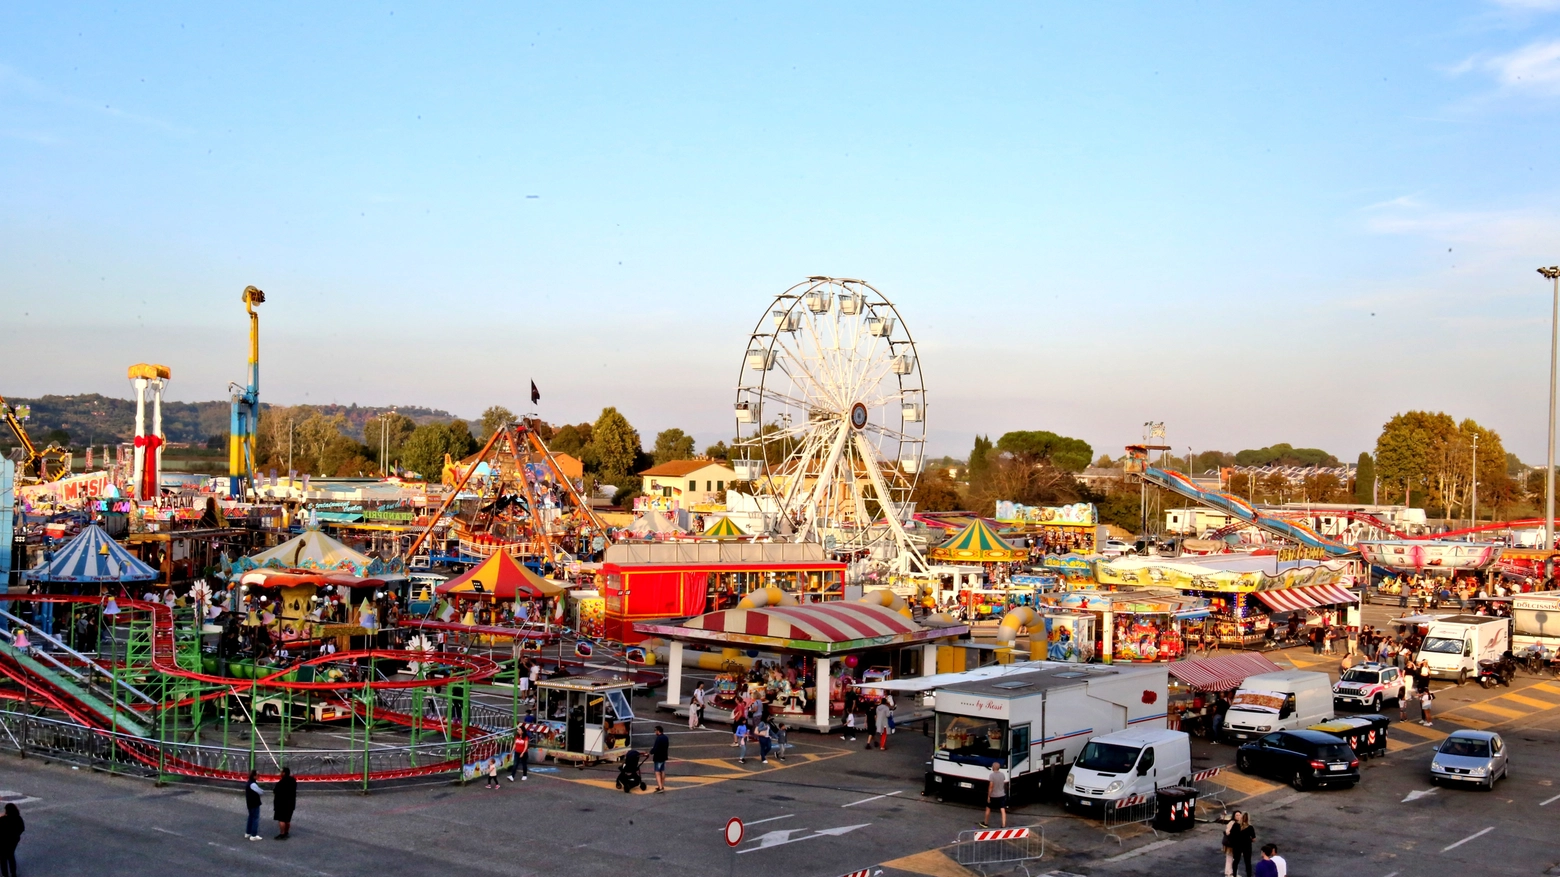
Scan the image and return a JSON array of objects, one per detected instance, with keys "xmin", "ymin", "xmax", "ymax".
[
  {"xmin": 1513, "ymin": 592, "xmax": 1560, "ymax": 653},
  {"xmin": 899, "ymin": 662, "xmax": 1168, "ymax": 805},
  {"xmin": 1417, "ymin": 614, "xmax": 1510, "ymax": 683}
]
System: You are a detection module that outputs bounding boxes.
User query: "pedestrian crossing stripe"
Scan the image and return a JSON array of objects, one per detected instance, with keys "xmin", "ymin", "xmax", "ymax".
[
  {"xmin": 1386, "ymin": 737, "xmax": 1414, "ymax": 752},
  {"xmin": 1390, "ymin": 721, "xmax": 1447, "ymax": 740},
  {"xmin": 1534, "ymin": 682, "xmax": 1560, "ymax": 696},
  {"xmin": 1500, "ymin": 693, "xmax": 1560, "ymax": 710},
  {"xmin": 1446, "ymin": 715, "xmax": 1493, "ymax": 729},
  {"xmin": 1462, "ymin": 701, "xmax": 1528, "ymax": 721}
]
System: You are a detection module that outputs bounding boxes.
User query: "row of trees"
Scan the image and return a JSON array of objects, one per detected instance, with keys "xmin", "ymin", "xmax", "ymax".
[
  {"xmin": 910, "ymin": 430, "xmax": 1096, "ymax": 517},
  {"xmin": 1375, "ymin": 411, "xmax": 1516, "ymax": 520}
]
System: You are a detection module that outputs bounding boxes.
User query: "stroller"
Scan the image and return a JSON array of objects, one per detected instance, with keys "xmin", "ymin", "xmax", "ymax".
[{"xmin": 615, "ymin": 748, "xmax": 648, "ymax": 793}]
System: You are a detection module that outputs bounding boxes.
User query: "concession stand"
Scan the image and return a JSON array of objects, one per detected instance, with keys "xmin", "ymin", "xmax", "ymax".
[{"xmin": 1040, "ymin": 589, "xmax": 1209, "ymax": 664}]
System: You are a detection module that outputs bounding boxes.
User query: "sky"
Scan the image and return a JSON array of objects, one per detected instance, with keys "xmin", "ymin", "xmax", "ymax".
[{"xmin": 4, "ymin": 2, "xmax": 1560, "ymax": 465}]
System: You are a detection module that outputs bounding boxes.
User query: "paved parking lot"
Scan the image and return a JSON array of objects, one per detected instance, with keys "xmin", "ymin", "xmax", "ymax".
[{"xmin": 8, "ymin": 611, "xmax": 1560, "ymax": 877}]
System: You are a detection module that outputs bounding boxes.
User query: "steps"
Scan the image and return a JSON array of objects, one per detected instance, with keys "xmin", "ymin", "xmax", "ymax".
[{"xmin": 0, "ymin": 642, "xmax": 150, "ymax": 737}]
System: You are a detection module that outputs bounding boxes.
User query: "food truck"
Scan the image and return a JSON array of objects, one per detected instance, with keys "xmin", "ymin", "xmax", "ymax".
[
  {"xmin": 531, "ymin": 675, "xmax": 637, "ymax": 764},
  {"xmin": 887, "ymin": 662, "xmax": 1169, "ymax": 804}
]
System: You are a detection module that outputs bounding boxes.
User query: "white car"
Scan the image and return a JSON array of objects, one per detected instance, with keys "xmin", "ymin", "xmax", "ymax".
[
  {"xmin": 1101, "ymin": 539, "xmax": 1133, "ymax": 557},
  {"xmin": 1332, "ymin": 662, "xmax": 1405, "ymax": 712}
]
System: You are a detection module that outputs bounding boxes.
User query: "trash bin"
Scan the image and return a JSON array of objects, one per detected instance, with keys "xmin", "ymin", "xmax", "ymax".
[{"xmin": 1155, "ymin": 786, "xmax": 1198, "ymax": 832}]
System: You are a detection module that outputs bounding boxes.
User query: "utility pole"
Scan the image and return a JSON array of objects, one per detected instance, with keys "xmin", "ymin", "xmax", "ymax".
[
  {"xmin": 1470, "ymin": 432, "xmax": 1478, "ymax": 530},
  {"xmin": 1543, "ymin": 266, "xmax": 1560, "ymax": 551}
]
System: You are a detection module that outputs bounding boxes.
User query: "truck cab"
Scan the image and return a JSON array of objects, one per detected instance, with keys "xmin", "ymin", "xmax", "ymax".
[{"xmin": 1063, "ymin": 728, "xmax": 1191, "ymax": 812}]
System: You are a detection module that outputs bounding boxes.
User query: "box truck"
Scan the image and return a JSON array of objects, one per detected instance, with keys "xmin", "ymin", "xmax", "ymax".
[
  {"xmin": 1221, "ymin": 670, "xmax": 1333, "ymax": 743},
  {"xmin": 913, "ymin": 662, "xmax": 1169, "ymax": 805},
  {"xmin": 1417, "ymin": 614, "xmax": 1510, "ymax": 684}
]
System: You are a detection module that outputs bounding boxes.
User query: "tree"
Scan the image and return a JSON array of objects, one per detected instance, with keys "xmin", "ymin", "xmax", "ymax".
[
  {"xmin": 1375, "ymin": 411, "xmax": 1456, "ymax": 506},
  {"xmin": 589, "ymin": 407, "xmax": 641, "ymax": 482},
  {"xmin": 550, "ymin": 424, "xmax": 591, "ymax": 458},
  {"xmin": 652, "ymin": 428, "xmax": 696, "ymax": 465},
  {"xmin": 965, "ymin": 457, "xmax": 1081, "ymax": 517},
  {"xmin": 1094, "ymin": 454, "xmax": 1114, "ymax": 468},
  {"xmin": 909, "ymin": 467, "xmax": 963, "ymax": 513},
  {"xmin": 479, "ymin": 406, "xmax": 516, "ymax": 440},
  {"xmin": 995, "ymin": 430, "xmax": 1093, "ymax": 473},
  {"xmin": 1234, "ymin": 444, "xmax": 1340, "ymax": 467},
  {"xmin": 1354, "ymin": 452, "xmax": 1375, "ymax": 504},
  {"xmin": 45, "ymin": 428, "xmax": 70, "ymax": 446},
  {"xmin": 704, "ymin": 441, "xmax": 731, "ymax": 461},
  {"xmin": 967, "ymin": 435, "xmax": 994, "ymax": 483},
  {"xmin": 399, "ymin": 422, "xmax": 470, "ymax": 480}
]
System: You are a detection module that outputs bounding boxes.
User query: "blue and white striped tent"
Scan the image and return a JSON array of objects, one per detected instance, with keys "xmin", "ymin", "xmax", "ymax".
[{"xmin": 22, "ymin": 523, "xmax": 158, "ymax": 583}]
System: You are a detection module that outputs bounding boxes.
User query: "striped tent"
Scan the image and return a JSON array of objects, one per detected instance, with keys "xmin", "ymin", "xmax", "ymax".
[
  {"xmin": 436, "ymin": 551, "xmax": 567, "ymax": 600},
  {"xmin": 686, "ymin": 602, "xmax": 920, "ymax": 642},
  {"xmin": 228, "ymin": 527, "xmax": 406, "ymax": 580},
  {"xmin": 929, "ymin": 518, "xmax": 1023, "ymax": 563},
  {"xmin": 23, "ymin": 523, "xmax": 158, "ymax": 583},
  {"xmin": 702, "ymin": 516, "xmax": 746, "ymax": 538}
]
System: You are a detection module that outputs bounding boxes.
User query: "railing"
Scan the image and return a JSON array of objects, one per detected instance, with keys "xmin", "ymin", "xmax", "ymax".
[
  {"xmin": 1102, "ymin": 794, "xmax": 1159, "ymax": 844},
  {"xmin": 0, "ymin": 707, "xmax": 508, "ymax": 784},
  {"xmin": 950, "ymin": 826, "xmax": 1045, "ymax": 877},
  {"xmin": 1191, "ymin": 767, "xmax": 1228, "ymax": 822}
]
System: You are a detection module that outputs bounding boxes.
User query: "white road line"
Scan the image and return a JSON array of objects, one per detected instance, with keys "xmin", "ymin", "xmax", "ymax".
[
  {"xmin": 746, "ymin": 815, "xmax": 795, "ymax": 826},
  {"xmin": 1381, "ymin": 871, "xmax": 1399, "ymax": 877},
  {"xmin": 1441, "ymin": 826, "xmax": 1494, "ymax": 852},
  {"xmin": 1542, "ymin": 793, "xmax": 1560, "ymax": 806},
  {"xmin": 1102, "ymin": 838, "xmax": 1177, "ymax": 862},
  {"xmin": 842, "ymin": 790, "xmax": 903, "ymax": 808}
]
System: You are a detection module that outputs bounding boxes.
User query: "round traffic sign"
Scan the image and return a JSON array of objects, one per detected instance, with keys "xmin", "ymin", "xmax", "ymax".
[{"xmin": 724, "ymin": 817, "xmax": 744, "ymax": 848}]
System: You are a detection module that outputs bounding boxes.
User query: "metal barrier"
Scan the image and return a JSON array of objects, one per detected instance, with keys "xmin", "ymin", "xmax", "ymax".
[
  {"xmin": 951, "ymin": 826, "xmax": 1044, "ymax": 876},
  {"xmin": 1102, "ymin": 794, "xmax": 1159, "ymax": 844},
  {"xmin": 1191, "ymin": 767, "xmax": 1229, "ymax": 822}
]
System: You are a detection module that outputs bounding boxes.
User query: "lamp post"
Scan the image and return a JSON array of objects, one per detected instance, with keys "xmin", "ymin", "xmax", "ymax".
[
  {"xmin": 1470, "ymin": 432, "xmax": 1478, "ymax": 531},
  {"xmin": 1543, "ymin": 266, "xmax": 1560, "ymax": 552}
]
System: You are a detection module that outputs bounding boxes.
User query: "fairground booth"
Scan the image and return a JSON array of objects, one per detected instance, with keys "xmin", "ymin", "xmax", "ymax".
[
  {"xmin": 993, "ymin": 501, "xmax": 1102, "ymax": 555},
  {"xmin": 1039, "ymin": 589, "xmax": 1209, "ymax": 663},
  {"xmin": 637, "ymin": 599, "xmax": 969, "ymax": 731},
  {"xmin": 425, "ymin": 550, "xmax": 567, "ymax": 642},
  {"xmin": 1164, "ymin": 652, "xmax": 1284, "ymax": 736},
  {"xmin": 599, "ymin": 541, "xmax": 846, "ymax": 642},
  {"xmin": 16, "ymin": 523, "xmax": 160, "ymax": 653},
  {"xmin": 1096, "ymin": 553, "xmax": 1358, "ymax": 647}
]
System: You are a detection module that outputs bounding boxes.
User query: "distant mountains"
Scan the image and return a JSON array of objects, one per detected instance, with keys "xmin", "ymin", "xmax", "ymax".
[{"xmin": 1, "ymin": 394, "xmax": 457, "ymax": 447}]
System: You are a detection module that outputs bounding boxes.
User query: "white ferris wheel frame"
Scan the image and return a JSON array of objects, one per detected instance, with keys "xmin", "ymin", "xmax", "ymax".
[{"xmin": 732, "ymin": 276, "xmax": 927, "ymax": 569}]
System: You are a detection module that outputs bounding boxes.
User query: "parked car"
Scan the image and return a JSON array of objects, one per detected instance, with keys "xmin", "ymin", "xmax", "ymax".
[
  {"xmin": 1235, "ymin": 730, "xmax": 1360, "ymax": 790},
  {"xmin": 1101, "ymin": 539, "xmax": 1133, "ymax": 557},
  {"xmin": 1430, "ymin": 730, "xmax": 1509, "ymax": 790},
  {"xmin": 1332, "ymin": 662, "xmax": 1406, "ymax": 712}
]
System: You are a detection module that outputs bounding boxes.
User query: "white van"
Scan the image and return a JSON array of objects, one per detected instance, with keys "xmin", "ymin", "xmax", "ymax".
[
  {"xmin": 1221, "ymin": 670, "xmax": 1333, "ymax": 744},
  {"xmin": 1062, "ymin": 728, "xmax": 1191, "ymax": 812},
  {"xmin": 1417, "ymin": 615, "xmax": 1510, "ymax": 684}
]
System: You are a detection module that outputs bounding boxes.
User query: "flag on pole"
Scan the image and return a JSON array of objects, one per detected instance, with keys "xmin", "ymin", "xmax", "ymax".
[{"xmin": 530, "ymin": 381, "xmax": 541, "ymax": 405}]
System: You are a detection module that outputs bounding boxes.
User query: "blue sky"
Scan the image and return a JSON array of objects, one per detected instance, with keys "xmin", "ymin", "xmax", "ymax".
[{"xmin": 3, "ymin": 2, "xmax": 1560, "ymax": 463}]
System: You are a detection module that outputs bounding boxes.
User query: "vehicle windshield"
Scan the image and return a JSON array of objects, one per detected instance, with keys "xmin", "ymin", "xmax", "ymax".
[
  {"xmin": 1421, "ymin": 637, "xmax": 1464, "ymax": 655},
  {"xmin": 936, "ymin": 715, "xmax": 1008, "ymax": 762},
  {"xmin": 1440, "ymin": 737, "xmax": 1491, "ymax": 757},
  {"xmin": 1340, "ymin": 669, "xmax": 1380, "ymax": 684},
  {"xmin": 1075, "ymin": 741, "xmax": 1140, "ymax": 773},
  {"xmin": 1315, "ymin": 743, "xmax": 1354, "ymax": 761}
]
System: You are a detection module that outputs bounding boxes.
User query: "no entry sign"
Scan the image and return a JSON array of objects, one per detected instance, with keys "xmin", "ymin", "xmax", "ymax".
[{"xmin": 724, "ymin": 817, "xmax": 744, "ymax": 847}]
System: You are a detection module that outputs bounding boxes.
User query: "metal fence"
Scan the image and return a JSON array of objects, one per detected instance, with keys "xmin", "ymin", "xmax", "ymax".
[
  {"xmin": 0, "ymin": 707, "xmax": 506, "ymax": 784},
  {"xmin": 1102, "ymin": 794, "xmax": 1159, "ymax": 844},
  {"xmin": 1191, "ymin": 768, "xmax": 1229, "ymax": 822},
  {"xmin": 951, "ymin": 826, "xmax": 1044, "ymax": 876}
]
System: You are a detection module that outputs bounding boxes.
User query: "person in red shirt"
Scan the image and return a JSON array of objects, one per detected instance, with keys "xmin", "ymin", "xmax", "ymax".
[{"xmin": 508, "ymin": 726, "xmax": 530, "ymax": 782}]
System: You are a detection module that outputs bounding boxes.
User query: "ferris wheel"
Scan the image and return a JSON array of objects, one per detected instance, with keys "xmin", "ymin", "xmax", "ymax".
[{"xmin": 733, "ymin": 277, "xmax": 927, "ymax": 568}]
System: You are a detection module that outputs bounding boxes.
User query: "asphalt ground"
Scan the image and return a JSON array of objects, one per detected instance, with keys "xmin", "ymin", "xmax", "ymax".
[{"xmin": 5, "ymin": 599, "xmax": 1560, "ymax": 877}]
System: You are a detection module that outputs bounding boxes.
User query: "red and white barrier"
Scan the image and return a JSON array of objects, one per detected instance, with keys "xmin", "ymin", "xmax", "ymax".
[
  {"xmin": 1115, "ymin": 794, "xmax": 1150, "ymax": 809},
  {"xmin": 1192, "ymin": 767, "xmax": 1222, "ymax": 782},
  {"xmin": 971, "ymin": 827, "xmax": 1031, "ymax": 841}
]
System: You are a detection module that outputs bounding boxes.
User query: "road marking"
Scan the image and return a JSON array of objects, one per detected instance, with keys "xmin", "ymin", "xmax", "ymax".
[
  {"xmin": 737, "ymin": 823, "xmax": 870, "ymax": 854},
  {"xmin": 1534, "ymin": 682, "xmax": 1560, "ymax": 696},
  {"xmin": 1211, "ymin": 771, "xmax": 1281, "ymax": 796},
  {"xmin": 1389, "ymin": 722, "xmax": 1446, "ymax": 740},
  {"xmin": 1101, "ymin": 838, "xmax": 1177, "ymax": 862},
  {"xmin": 746, "ymin": 814, "xmax": 795, "ymax": 826},
  {"xmin": 1541, "ymin": 793, "xmax": 1560, "ymax": 806},
  {"xmin": 1385, "ymin": 738, "xmax": 1414, "ymax": 752},
  {"xmin": 1402, "ymin": 788, "xmax": 1436, "ymax": 803},
  {"xmin": 1382, "ymin": 871, "xmax": 1399, "ymax": 877},
  {"xmin": 1460, "ymin": 702, "xmax": 1528, "ymax": 721},
  {"xmin": 1441, "ymin": 826, "xmax": 1494, "ymax": 852},
  {"xmin": 843, "ymin": 790, "xmax": 903, "ymax": 807},
  {"xmin": 1445, "ymin": 715, "xmax": 1493, "ymax": 729},
  {"xmin": 0, "ymin": 791, "xmax": 40, "ymax": 805},
  {"xmin": 1500, "ymin": 693, "xmax": 1559, "ymax": 710}
]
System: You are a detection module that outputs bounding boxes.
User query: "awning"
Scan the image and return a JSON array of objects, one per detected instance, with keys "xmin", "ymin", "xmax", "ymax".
[
  {"xmin": 1174, "ymin": 608, "xmax": 1213, "ymax": 620},
  {"xmin": 1168, "ymin": 652, "xmax": 1284, "ymax": 692},
  {"xmin": 1255, "ymin": 584, "xmax": 1359, "ymax": 613}
]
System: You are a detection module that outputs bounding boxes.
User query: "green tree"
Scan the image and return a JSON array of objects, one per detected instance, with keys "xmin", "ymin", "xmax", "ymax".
[
  {"xmin": 399, "ymin": 423, "xmax": 459, "ymax": 479},
  {"xmin": 550, "ymin": 423, "xmax": 591, "ymax": 458},
  {"xmin": 1234, "ymin": 444, "xmax": 1340, "ymax": 467},
  {"xmin": 589, "ymin": 407, "xmax": 641, "ymax": 482},
  {"xmin": 1354, "ymin": 452, "xmax": 1375, "ymax": 504},
  {"xmin": 909, "ymin": 467, "xmax": 963, "ymax": 512},
  {"xmin": 479, "ymin": 406, "xmax": 516, "ymax": 440},
  {"xmin": 995, "ymin": 430, "xmax": 1093, "ymax": 473},
  {"xmin": 652, "ymin": 428, "xmax": 696, "ymax": 465},
  {"xmin": 967, "ymin": 435, "xmax": 994, "ymax": 483},
  {"xmin": 1375, "ymin": 411, "xmax": 1456, "ymax": 506},
  {"xmin": 704, "ymin": 440, "xmax": 731, "ymax": 461}
]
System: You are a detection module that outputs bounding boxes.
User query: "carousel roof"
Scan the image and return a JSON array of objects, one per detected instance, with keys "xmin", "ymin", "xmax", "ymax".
[
  {"xmin": 23, "ymin": 523, "xmax": 158, "ymax": 583},
  {"xmin": 228, "ymin": 527, "xmax": 406, "ymax": 580},
  {"xmin": 929, "ymin": 519, "xmax": 1023, "ymax": 563},
  {"xmin": 436, "ymin": 551, "xmax": 567, "ymax": 599},
  {"xmin": 702, "ymin": 516, "xmax": 746, "ymax": 538},
  {"xmin": 625, "ymin": 510, "xmax": 684, "ymax": 537},
  {"xmin": 635, "ymin": 602, "xmax": 967, "ymax": 654}
]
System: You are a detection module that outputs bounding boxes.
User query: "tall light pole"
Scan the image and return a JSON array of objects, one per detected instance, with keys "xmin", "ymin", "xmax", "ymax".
[
  {"xmin": 1544, "ymin": 266, "xmax": 1560, "ymax": 552},
  {"xmin": 1470, "ymin": 432, "xmax": 1478, "ymax": 531}
]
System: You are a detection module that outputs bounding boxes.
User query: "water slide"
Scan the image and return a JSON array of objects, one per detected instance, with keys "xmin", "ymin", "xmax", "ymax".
[{"xmin": 1136, "ymin": 465, "xmax": 1357, "ymax": 557}]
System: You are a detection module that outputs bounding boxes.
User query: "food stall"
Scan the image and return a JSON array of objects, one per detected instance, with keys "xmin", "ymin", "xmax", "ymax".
[
  {"xmin": 1164, "ymin": 652, "xmax": 1284, "ymax": 736},
  {"xmin": 1039, "ymin": 589, "xmax": 1208, "ymax": 663},
  {"xmin": 532, "ymin": 675, "xmax": 637, "ymax": 764},
  {"xmin": 994, "ymin": 501, "xmax": 1101, "ymax": 555}
]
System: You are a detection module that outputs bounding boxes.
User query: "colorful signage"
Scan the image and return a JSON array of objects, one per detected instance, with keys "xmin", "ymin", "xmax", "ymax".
[{"xmin": 994, "ymin": 501, "xmax": 1096, "ymax": 526}]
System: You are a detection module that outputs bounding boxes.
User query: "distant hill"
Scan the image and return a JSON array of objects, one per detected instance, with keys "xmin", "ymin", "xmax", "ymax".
[{"xmin": 0, "ymin": 394, "xmax": 457, "ymax": 447}]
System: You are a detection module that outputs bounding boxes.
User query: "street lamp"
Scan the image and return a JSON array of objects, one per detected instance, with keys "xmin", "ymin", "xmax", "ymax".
[{"xmin": 1543, "ymin": 266, "xmax": 1560, "ymax": 552}]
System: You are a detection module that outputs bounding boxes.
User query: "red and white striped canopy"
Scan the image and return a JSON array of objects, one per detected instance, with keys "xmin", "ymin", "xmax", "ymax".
[
  {"xmin": 1255, "ymin": 583, "xmax": 1358, "ymax": 613},
  {"xmin": 1168, "ymin": 652, "xmax": 1284, "ymax": 692},
  {"xmin": 682, "ymin": 602, "xmax": 920, "ymax": 644}
]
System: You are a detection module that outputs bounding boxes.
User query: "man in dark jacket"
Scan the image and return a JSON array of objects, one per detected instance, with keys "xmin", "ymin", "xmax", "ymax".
[
  {"xmin": 273, "ymin": 767, "xmax": 297, "ymax": 840},
  {"xmin": 244, "ymin": 771, "xmax": 264, "ymax": 841},
  {"xmin": 650, "ymin": 725, "xmax": 670, "ymax": 793}
]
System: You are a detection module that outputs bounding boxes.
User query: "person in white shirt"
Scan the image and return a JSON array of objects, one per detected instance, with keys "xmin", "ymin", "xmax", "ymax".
[
  {"xmin": 981, "ymin": 764, "xmax": 1010, "ymax": 829},
  {"xmin": 1260, "ymin": 843, "xmax": 1287, "ymax": 877}
]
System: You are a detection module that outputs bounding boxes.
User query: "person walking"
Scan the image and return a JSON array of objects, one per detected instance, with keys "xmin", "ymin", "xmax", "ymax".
[
  {"xmin": 980, "ymin": 762, "xmax": 1009, "ymax": 829},
  {"xmin": 484, "ymin": 757, "xmax": 501, "ymax": 790},
  {"xmin": 770, "ymin": 718, "xmax": 788, "ymax": 762},
  {"xmin": 864, "ymin": 698, "xmax": 879, "ymax": 749},
  {"xmin": 1224, "ymin": 811, "xmax": 1255, "ymax": 877},
  {"xmin": 509, "ymin": 726, "xmax": 530, "ymax": 782},
  {"xmin": 1420, "ymin": 687, "xmax": 1435, "ymax": 726},
  {"xmin": 1263, "ymin": 843, "xmax": 1287, "ymax": 877},
  {"xmin": 650, "ymin": 725, "xmax": 670, "ymax": 792},
  {"xmin": 244, "ymin": 771, "xmax": 264, "ymax": 841},
  {"xmin": 841, "ymin": 710, "xmax": 858, "ymax": 742},
  {"xmin": 1255, "ymin": 844, "xmax": 1279, "ymax": 877},
  {"xmin": 734, "ymin": 719, "xmax": 750, "ymax": 764},
  {"xmin": 0, "ymin": 803, "xmax": 23, "ymax": 877},
  {"xmin": 272, "ymin": 766, "xmax": 297, "ymax": 840},
  {"xmin": 755, "ymin": 720, "xmax": 772, "ymax": 765},
  {"xmin": 690, "ymin": 682, "xmax": 706, "ymax": 729},
  {"xmin": 875, "ymin": 699, "xmax": 892, "ymax": 751}
]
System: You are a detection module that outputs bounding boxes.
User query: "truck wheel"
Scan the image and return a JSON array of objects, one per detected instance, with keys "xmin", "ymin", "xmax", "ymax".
[
  {"xmin": 1457, "ymin": 669, "xmax": 1467, "ymax": 686},
  {"xmin": 1371, "ymin": 695, "xmax": 1382, "ymax": 712}
]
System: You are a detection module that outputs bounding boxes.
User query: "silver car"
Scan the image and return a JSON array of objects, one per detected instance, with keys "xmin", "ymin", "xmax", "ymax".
[{"xmin": 1430, "ymin": 730, "xmax": 1508, "ymax": 789}]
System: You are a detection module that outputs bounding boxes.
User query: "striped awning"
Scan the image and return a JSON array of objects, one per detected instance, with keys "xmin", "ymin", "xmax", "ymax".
[
  {"xmin": 684, "ymin": 602, "xmax": 920, "ymax": 643},
  {"xmin": 22, "ymin": 523, "xmax": 158, "ymax": 583},
  {"xmin": 1168, "ymin": 652, "xmax": 1284, "ymax": 692},
  {"xmin": 929, "ymin": 519, "xmax": 1024, "ymax": 563},
  {"xmin": 1255, "ymin": 583, "xmax": 1359, "ymax": 613}
]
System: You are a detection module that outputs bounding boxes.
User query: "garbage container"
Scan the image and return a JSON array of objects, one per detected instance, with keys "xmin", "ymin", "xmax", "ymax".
[{"xmin": 1155, "ymin": 786, "xmax": 1198, "ymax": 832}]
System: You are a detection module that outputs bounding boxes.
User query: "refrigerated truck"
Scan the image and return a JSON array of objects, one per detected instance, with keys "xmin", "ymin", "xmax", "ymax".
[
  {"xmin": 1416, "ymin": 614, "xmax": 1510, "ymax": 683},
  {"xmin": 913, "ymin": 662, "xmax": 1169, "ymax": 805}
]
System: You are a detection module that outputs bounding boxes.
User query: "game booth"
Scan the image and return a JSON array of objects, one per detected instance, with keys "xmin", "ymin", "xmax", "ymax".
[
  {"xmin": 637, "ymin": 598, "xmax": 970, "ymax": 731},
  {"xmin": 1039, "ymin": 589, "xmax": 1209, "ymax": 663}
]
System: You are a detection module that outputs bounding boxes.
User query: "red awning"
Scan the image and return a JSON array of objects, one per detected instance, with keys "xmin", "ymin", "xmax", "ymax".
[
  {"xmin": 1168, "ymin": 653, "xmax": 1284, "ymax": 692},
  {"xmin": 1255, "ymin": 584, "xmax": 1359, "ymax": 613}
]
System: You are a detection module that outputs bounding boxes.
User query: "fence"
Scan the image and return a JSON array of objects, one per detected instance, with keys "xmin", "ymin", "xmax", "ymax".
[
  {"xmin": 1191, "ymin": 767, "xmax": 1228, "ymax": 822},
  {"xmin": 0, "ymin": 707, "xmax": 507, "ymax": 784},
  {"xmin": 1102, "ymin": 794, "xmax": 1159, "ymax": 844},
  {"xmin": 951, "ymin": 826, "xmax": 1045, "ymax": 876}
]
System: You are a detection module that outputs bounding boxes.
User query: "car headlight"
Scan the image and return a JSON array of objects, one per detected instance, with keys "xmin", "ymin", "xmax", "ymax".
[
  {"xmin": 1431, "ymin": 761, "xmax": 1443, "ymax": 772},
  {"xmin": 1258, "ymin": 725, "xmax": 1271, "ymax": 732},
  {"xmin": 1469, "ymin": 767, "xmax": 1488, "ymax": 777},
  {"xmin": 1064, "ymin": 774, "xmax": 1075, "ymax": 789},
  {"xmin": 1106, "ymin": 781, "xmax": 1123, "ymax": 794}
]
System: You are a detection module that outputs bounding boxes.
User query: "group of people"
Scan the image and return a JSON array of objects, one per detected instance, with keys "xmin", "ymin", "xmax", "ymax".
[
  {"xmin": 241, "ymin": 767, "xmax": 297, "ymax": 842},
  {"xmin": 1221, "ymin": 810, "xmax": 1288, "ymax": 877}
]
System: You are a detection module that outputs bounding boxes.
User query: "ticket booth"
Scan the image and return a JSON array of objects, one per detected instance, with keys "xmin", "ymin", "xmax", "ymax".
[{"xmin": 534, "ymin": 676, "xmax": 636, "ymax": 763}]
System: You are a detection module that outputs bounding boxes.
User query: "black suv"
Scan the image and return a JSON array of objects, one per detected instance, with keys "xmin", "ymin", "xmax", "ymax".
[{"xmin": 1236, "ymin": 729, "xmax": 1360, "ymax": 790}]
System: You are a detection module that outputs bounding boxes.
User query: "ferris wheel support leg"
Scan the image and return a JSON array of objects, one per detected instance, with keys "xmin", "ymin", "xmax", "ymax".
[
  {"xmin": 795, "ymin": 423, "xmax": 852, "ymax": 545},
  {"xmin": 851, "ymin": 432, "xmax": 928, "ymax": 573}
]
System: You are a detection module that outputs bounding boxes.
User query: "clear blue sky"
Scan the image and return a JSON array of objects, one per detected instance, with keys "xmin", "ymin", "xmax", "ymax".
[{"xmin": 4, "ymin": 2, "xmax": 1560, "ymax": 463}]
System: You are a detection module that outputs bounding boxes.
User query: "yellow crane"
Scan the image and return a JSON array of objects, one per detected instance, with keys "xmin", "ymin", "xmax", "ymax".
[{"xmin": 0, "ymin": 394, "xmax": 70, "ymax": 482}]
